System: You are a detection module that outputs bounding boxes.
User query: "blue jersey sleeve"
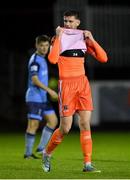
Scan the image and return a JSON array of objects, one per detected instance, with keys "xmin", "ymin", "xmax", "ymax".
[{"xmin": 30, "ymin": 62, "xmax": 40, "ymax": 76}]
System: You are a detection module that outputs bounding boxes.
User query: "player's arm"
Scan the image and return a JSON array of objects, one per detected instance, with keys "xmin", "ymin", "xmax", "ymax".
[
  {"xmin": 84, "ymin": 30, "xmax": 108, "ymax": 63},
  {"xmin": 48, "ymin": 26, "xmax": 64, "ymax": 64},
  {"xmin": 30, "ymin": 62, "xmax": 58, "ymax": 99},
  {"xmin": 32, "ymin": 75, "xmax": 58, "ymax": 99}
]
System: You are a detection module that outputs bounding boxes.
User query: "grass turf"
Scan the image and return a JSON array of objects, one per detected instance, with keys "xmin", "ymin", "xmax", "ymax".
[{"xmin": 0, "ymin": 130, "xmax": 130, "ymax": 179}]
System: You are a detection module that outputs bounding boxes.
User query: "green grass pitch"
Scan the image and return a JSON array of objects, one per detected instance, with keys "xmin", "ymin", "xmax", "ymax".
[{"xmin": 0, "ymin": 130, "xmax": 130, "ymax": 179}]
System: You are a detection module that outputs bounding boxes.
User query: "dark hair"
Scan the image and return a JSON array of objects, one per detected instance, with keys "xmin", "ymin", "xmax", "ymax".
[
  {"xmin": 63, "ymin": 10, "xmax": 80, "ymax": 20},
  {"xmin": 35, "ymin": 35, "xmax": 50, "ymax": 44}
]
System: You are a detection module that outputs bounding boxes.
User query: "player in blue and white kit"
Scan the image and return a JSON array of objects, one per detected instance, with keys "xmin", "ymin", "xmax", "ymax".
[{"xmin": 24, "ymin": 35, "xmax": 58, "ymax": 159}]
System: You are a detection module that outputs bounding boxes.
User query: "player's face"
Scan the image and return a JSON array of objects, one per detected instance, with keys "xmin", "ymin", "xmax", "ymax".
[
  {"xmin": 63, "ymin": 16, "xmax": 80, "ymax": 29},
  {"xmin": 36, "ymin": 41, "xmax": 50, "ymax": 56}
]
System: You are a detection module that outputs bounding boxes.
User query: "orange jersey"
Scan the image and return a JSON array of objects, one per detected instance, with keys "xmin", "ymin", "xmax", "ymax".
[
  {"xmin": 57, "ymin": 56, "xmax": 85, "ymax": 78},
  {"xmin": 48, "ymin": 36, "xmax": 108, "ymax": 78}
]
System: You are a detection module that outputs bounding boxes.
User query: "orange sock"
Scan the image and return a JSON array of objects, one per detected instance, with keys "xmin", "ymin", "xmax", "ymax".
[
  {"xmin": 80, "ymin": 130, "xmax": 92, "ymax": 163},
  {"xmin": 46, "ymin": 128, "xmax": 64, "ymax": 155}
]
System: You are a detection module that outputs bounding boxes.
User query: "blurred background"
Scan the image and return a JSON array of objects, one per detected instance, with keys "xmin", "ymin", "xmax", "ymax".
[{"xmin": 0, "ymin": 0, "xmax": 130, "ymax": 132}]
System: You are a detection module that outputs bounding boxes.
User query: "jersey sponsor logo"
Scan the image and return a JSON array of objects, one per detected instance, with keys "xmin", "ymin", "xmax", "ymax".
[
  {"xmin": 73, "ymin": 52, "xmax": 78, "ymax": 56},
  {"xmin": 31, "ymin": 65, "xmax": 38, "ymax": 71}
]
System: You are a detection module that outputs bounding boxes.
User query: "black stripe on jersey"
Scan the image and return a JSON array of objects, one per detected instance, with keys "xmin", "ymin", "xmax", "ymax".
[
  {"xmin": 60, "ymin": 49, "xmax": 85, "ymax": 57},
  {"xmin": 33, "ymin": 53, "xmax": 37, "ymax": 63}
]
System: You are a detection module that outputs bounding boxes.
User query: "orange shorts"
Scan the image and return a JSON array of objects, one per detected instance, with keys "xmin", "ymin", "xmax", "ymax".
[{"xmin": 58, "ymin": 75, "xmax": 93, "ymax": 117}]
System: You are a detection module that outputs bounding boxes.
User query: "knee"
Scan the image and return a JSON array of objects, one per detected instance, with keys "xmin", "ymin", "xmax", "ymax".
[
  {"xmin": 27, "ymin": 122, "xmax": 39, "ymax": 133},
  {"xmin": 79, "ymin": 121, "xmax": 90, "ymax": 130},
  {"xmin": 47, "ymin": 118, "xmax": 58, "ymax": 128},
  {"xmin": 61, "ymin": 127, "xmax": 70, "ymax": 135}
]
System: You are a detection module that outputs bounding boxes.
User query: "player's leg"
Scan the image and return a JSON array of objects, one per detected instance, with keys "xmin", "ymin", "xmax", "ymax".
[
  {"xmin": 24, "ymin": 102, "xmax": 42, "ymax": 159},
  {"xmin": 46, "ymin": 115, "xmax": 73, "ymax": 153},
  {"xmin": 24, "ymin": 119, "xmax": 39, "ymax": 159},
  {"xmin": 42, "ymin": 116, "xmax": 73, "ymax": 172},
  {"xmin": 79, "ymin": 110, "xmax": 92, "ymax": 163},
  {"xmin": 79, "ymin": 110, "xmax": 101, "ymax": 172},
  {"xmin": 42, "ymin": 78, "xmax": 75, "ymax": 172},
  {"xmin": 36, "ymin": 111, "xmax": 58, "ymax": 154},
  {"xmin": 77, "ymin": 76, "xmax": 100, "ymax": 172}
]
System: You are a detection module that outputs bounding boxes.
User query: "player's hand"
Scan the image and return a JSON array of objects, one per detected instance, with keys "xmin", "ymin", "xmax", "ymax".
[
  {"xmin": 48, "ymin": 89, "xmax": 58, "ymax": 100},
  {"xmin": 56, "ymin": 26, "xmax": 64, "ymax": 38},
  {"xmin": 83, "ymin": 30, "xmax": 94, "ymax": 41}
]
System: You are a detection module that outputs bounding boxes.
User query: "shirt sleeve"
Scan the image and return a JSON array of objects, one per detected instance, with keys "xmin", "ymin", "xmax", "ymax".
[
  {"xmin": 86, "ymin": 39, "xmax": 108, "ymax": 63},
  {"xmin": 29, "ymin": 62, "xmax": 40, "ymax": 76},
  {"xmin": 48, "ymin": 36, "xmax": 61, "ymax": 64}
]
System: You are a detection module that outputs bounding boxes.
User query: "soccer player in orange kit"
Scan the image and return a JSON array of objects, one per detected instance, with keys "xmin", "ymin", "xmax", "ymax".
[{"xmin": 42, "ymin": 10, "xmax": 108, "ymax": 172}]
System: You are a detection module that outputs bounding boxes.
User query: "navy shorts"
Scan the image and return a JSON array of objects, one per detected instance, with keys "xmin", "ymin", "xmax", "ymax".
[{"xmin": 26, "ymin": 102, "xmax": 55, "ymax": 121}]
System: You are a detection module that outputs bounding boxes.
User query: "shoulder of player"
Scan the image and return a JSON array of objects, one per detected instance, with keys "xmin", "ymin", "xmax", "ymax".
[{"xmin": 29, "ymin": 53, "xmax": 43, "ymax": 66}]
